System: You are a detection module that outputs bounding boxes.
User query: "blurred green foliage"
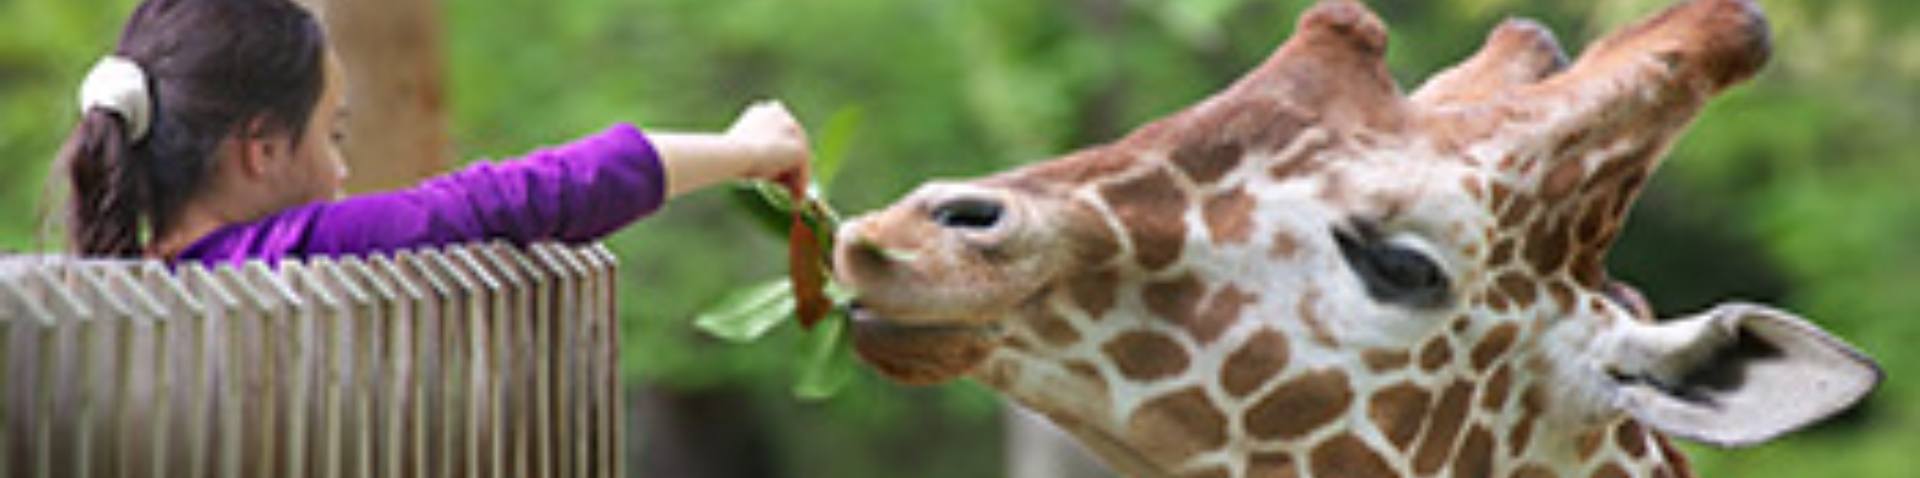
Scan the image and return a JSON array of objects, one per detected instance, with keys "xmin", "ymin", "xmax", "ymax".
[{"xmin": 3, "ymin": 0, "xmax": 1916, "ymax": 476}]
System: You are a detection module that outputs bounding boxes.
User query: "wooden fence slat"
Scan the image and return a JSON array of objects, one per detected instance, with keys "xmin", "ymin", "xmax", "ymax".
[
  {"xmin": 176, "ymin": 263, "xmax": 242, "ymax": 478},
  {"xmin": 366, "ymin": 254, "xmax": 428, "ymax": 478},
  {"xmin": 529, "ymin": 244, "xmax": 579, "ymax": 478},
  {"xmin": 496, "ymin": 244, "xmax": 555, "ymax": 478},
  {"xmin": 476, "ymin": 244, "xmax": 532, "ymax": 478},
  {"xmin": 394, "ymin": 250, "xmax": 450, "ymax": 478},
  {"xmin": 285, "ymin": 259, "xmax": 348, "ymax": 478},
  {"xmin": 92, "ymin": 265, "xmax": 167, "ymax": 478},
  {"xmin": 63, "ymin": 265, "xmax": 135, "ymax": 478},
  {"xmin": 238, "ymin": 262, "xmax": 301, "ymax": 478},
  {"xmin": 589, "ymin": 244, "xmax": 622, "ymax": 478},
  {"xmin": 418, "ymin": 249, "xmax": 478, "ymax": 478},
  {"xmin": 135, "ymin": 262, "xmax": 208, "ymax": 478},
  {"xmin": 449, "ymin": 246, "xmax": 506, "ymax": 478},
  {"xmin": 3, "ymin": 271, "xmax": 59, "ymax": 478}
]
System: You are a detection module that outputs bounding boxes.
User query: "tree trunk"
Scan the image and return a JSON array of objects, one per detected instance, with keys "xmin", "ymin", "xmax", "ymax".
[{"xmin": 296, "ymin": 0, "xmax": 452, "ymax": 193}]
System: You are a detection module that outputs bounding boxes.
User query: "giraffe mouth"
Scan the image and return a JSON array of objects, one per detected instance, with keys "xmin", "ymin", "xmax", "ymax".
[{"xmin": 846, "ymin": 301, "xmax": 999, "ymax": 385}]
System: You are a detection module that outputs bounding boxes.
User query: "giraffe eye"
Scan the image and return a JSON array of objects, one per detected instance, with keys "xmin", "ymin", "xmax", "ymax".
[
  {"xmin": 1334, "ymin": 225, "xmax": 1451, "ymax": 309},
  {"xmin": 931, "ymin": 197, "xmax": 1006, "ymax": 230}
]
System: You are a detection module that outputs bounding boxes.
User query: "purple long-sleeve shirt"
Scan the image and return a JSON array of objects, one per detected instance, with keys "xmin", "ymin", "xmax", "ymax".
[{"xmin": 177, "ymin": 124, "xmax": 665, "ymax": 266}]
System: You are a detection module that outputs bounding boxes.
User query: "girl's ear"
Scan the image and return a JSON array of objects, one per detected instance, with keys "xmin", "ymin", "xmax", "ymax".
[{"xmin": 234, "ymin": 116, "xmax": 286, "ymax": 180}]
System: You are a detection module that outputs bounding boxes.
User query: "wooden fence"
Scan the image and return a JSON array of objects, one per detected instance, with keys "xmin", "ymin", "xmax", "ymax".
[{"xmin": 0, "ymin": 242, "xmax": 623, "ymax": 478}]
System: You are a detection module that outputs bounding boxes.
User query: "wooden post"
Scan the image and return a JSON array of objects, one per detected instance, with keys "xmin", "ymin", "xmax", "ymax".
[{"xmin": 296, "ymin": 0, "xmax": 452, "ymax": 193}]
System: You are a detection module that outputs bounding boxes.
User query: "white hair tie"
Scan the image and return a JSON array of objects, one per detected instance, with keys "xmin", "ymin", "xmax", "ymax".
[{"xmin": 78, "ymin": 55, "xmax": 153, "ymax": 142}]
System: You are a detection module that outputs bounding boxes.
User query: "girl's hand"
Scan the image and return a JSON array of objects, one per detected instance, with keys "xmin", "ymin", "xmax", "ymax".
[{"xmin": 726, "ymin": 101, "xmax": 812, "ymax": 184}]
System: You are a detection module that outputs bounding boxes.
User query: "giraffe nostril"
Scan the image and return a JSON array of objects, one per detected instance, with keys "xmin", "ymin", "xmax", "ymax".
[{"xmin": 930, "ymin": 197, "xmax": 1006, "ymax": 230}]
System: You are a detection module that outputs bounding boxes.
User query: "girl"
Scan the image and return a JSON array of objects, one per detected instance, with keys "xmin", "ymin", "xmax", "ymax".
[{"xmin": 58, "ymin": 0, "xmax": 810, "ymax": 264}]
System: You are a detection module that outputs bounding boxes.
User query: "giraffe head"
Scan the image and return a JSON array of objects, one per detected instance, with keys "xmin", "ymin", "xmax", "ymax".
[{"xmin": 834, "ymin": 0, "xmax": 1881, "ymax": 476}]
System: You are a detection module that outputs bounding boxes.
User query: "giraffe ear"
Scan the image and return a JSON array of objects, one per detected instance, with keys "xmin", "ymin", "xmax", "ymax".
[{"xmin": 1601, "ymin": 303, "xmax": 1881, "ymax": 447}]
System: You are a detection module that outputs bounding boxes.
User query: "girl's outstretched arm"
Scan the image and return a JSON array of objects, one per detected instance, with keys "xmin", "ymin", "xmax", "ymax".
[{"xmin": 175, "ymin": 102, "xmax": 811, "ymax": 265}]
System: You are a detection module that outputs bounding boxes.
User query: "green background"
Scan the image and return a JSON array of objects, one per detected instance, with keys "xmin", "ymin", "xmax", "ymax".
[{"xmin": 3, "ymin": 0, "xmax": 1915, "ymax": 476}]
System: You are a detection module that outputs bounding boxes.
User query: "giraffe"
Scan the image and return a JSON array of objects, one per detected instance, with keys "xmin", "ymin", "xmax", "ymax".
[{"xmin": 833, "ymin": 0, "xmax": 1883, "ymax": 476}]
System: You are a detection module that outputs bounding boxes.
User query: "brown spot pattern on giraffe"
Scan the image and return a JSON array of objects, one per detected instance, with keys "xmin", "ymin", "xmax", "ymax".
[
  {"xmin": 1068, "ymin": 199, "xmax": 1124, "ymax": 265},
  {"xmin": 1572, "ymin": 252, "xmax": 1606, "ymax": 288},
  {"xmin": 1471, "ymin": 323, "xmax": 1520, "ymax": 371},
  {"xmin": 1069, "ymin": 269, "xmax": 1120, "ymax": 318},
  {"xmin": 1309, "ymin": 433, "xmax": 1398, "ymax": 478},
  {"xmin": 1511, "ymin": 385, "xmax": 1547, "ymax": 458},
  {"xmin": 1483, "ymin": 289, "xmax": 1512, "ymax": 313},
  {"xmin": 1489, "ymin": 237, "xmax": 1517, "ymax": 267},
  {"xmin": 1575, "ymin": 428, "xmax": 1606, "ymax": 461},
  {"xmin": 1064, "ymin": 359, "xmax": 1108, "ymax": 396},
  {"xmin": 1545, "ymin": 280, "xmax": 1576, "ymax": 312},
  {"xmin": 1453, "ymin": 425, "xmax": 1497, "ymax": 478},
  {"xmin": 1575, "ymin": 193, "xmax": 1612, "ymax": 245},
  {"xmin": 1464, "ymin": 175, "xmax": 1487, "ymax": 201},
  {"xmin": 1125, "ymin": 386, "xmax": 1228, "ymax": 466},
  {"xmin": 1500, "ymin": 194, "xmax": 1537, "ymax": 229},
  {"xmin": 1654, "ymin": 433, "xmax": 1694, "ymax": 478},
  {"xmin": 1361, "ymin": 348, "xmax": 1410, "ymax": 372},
  {"xmin": 1100, "ymin": 167, "xmax": 1190, "ymax": 271},
  {"xmin": 1540, "ymin": 156, "xmax": 1587, "ymax": 204},
  {"xmin": 1171, "ymin": 138, "xmax": 1245, "ymax": 185},
  {"xmin": 1028, "ymin": 309, "xmax": 1081, "ymax": 347},
  {"xmin": 1192, "ymin": 285, "xmax": 1257, "ymax": 345},
  {"xmin": 1296, "ymin": 288, "xmax": 1339, "ymax": 347},
  {"xmin": 1481, "ymin": 363, "xmax": 1514, "ymax": 411},
  {"xmin": 1510, "ymin": 463, "xmax": 1558, "ymax": 478},
  {"xmin": 1266, "ymin": 130, "xmax": 1336, "ymax": 181},
  {"xmin": 1181, "ymin": 466, "xmax": 1231, "ymax": 478},
  {"xmin": 1270, "ymin": 229, "xmax": 1303, "ymax": 259},
  {"xmin": 1248, "ymin": 450, "xmax": 1299, "ymax": 477},
  {"xmin": 1367, "ymin": 382, "xmax": 1432, "ymax": 451},
  {"xmin": 1489, "ymin": 180, "xmax": 1514, "ymax": 210},
  {"xmin": 1418, "ymin": 336, "xmax": 1453, "ymax": 372},
  {"xmin": 1495, "ymin": 272, "xmax": 1538, "ymax": 309},
  {"xmin": 1509, "ymin": 415, "xmax": 1537, "ymax": 459},
  {"xmin": 1615, "ymin": 420, "xmax": 1648, "ymax": 459},
  {"xmin": 1525, "ymin": 216, "xmax": 1574, "ymax": 274},
  {"xmin": 1412, "ymin": 380, "xmax": 1474, "ymax": 475},
  {"xmin": 1591, "ymin": 462, "xmax": 1629, "ymax": 478},
  {"xmin": 1203, "ymin": 187, "xmax": 1258, "ymax": 245},
  {"xmin": 1103, "ymin": 331, "xmax": 1190, "ymax": 382},
  {"xmin": 1245, "ymin": 369, "xmax": 1352, "ymax": 441},
  {"xmin": 1222, "ymin": 328, "xmax": 1292, "ymax": 397},
  {"xmin": 1145, "ymin": 273, "xmax": 1206, "ymax": 327}
]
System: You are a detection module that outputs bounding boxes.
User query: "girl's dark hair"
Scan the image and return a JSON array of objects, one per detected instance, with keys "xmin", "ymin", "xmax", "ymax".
[{"xmin": 57, "ymin": 0, "xmax": 327, "ymax": 256}]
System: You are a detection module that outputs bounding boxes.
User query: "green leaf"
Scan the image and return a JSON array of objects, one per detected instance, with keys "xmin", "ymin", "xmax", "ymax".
[
  {"xmin": 693, "ymin": 279, "xmax": 796, "ymax": 343},
  {"xmin": 730, "ymin": 185, "xmax": 796, "ymax": 238},
  {"xmin": 856, "ymin": 238, "xmax": 918, "ymax": 263},
  {"xmin": 793, "ymin": 308, "xmax": 857, "ymax": 401},
  {"xmin": 812, "ymin": 106, "xmax": 865, "ymax": 190},
  {"xmin": 750, "ymin": 180, "xmax": 798, "ymax": 213}
]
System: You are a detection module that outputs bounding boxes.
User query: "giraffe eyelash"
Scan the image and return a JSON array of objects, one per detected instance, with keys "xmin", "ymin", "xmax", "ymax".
[{"xmin": 1333, "ymin": 219, "xmax": 1453, "ymax": 309}]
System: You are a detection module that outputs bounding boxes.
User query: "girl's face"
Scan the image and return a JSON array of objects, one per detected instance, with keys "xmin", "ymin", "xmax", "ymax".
[
  {"xmin": 282, "ymin": 52, "xmax": 350, "ymax": 203},
  {"xmin": 252, "ymin": 51, "xmax": 348, "ymax": 212}
]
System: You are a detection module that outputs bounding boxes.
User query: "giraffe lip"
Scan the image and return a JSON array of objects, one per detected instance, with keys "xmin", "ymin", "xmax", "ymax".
[{"xmin": 846, "ymin": 300, "xmax": 999, "ymax": 386}]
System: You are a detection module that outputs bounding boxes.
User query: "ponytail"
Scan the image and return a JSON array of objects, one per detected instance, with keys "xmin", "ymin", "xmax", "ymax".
[{"xmin": 59, "ymin": 109, "xmax": 151, "ymax": 256}]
